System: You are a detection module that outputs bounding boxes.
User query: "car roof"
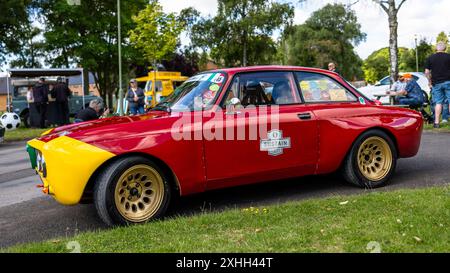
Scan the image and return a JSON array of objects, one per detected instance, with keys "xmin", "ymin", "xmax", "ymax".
[{"xmin": 206, "ymin": 65, "xmax": 339, "ymax": 77}]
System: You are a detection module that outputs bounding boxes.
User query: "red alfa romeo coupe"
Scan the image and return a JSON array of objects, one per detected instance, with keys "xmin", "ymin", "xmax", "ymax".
[{"xmin": 27, "ymin": 66, "xmax": 423, "ymax": 226}]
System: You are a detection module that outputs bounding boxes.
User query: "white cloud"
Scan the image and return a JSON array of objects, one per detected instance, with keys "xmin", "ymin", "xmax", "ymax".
[{"xmin": 161, "ymin": 0, "xmax": 450, "ymax": 60}]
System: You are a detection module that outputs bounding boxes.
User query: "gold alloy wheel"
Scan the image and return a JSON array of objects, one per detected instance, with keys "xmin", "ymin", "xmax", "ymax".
[
  {"xmin": 114, "ymin": 164, "xmax": 164, "ymax": 223},
  {"xmin": 357, "ymin": 136, "xmax": 393, "ymax": 181}
]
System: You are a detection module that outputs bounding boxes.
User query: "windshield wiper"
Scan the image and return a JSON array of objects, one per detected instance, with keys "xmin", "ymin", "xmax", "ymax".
[{"xmin": 151, "ymin": 102, "xmax": 172, "ymax": 113}]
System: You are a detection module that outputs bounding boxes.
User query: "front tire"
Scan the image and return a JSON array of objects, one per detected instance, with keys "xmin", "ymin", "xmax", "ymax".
[
  {"xmin": 342, "ymin": 130, "xmax": 397, "ymax": 188},
  {"xmin": 94, "ymin": 156, "xmax": 172, "ymax": 226}
]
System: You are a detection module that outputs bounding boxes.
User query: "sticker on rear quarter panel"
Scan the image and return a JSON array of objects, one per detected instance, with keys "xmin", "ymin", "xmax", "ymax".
[
  {"xmin": 260, "ymin": 130, "xmax": 291, "ymax": 156},
  {"xmin": 359, "ymin": 97, "xmax": 366, "ymax": 105}
]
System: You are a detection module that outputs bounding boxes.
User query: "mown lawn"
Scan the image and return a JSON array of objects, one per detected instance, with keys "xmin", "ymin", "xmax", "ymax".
[
  {"xmin": 6, "ymin": 186, "xmax": 450, "ymax": 253},
  {"xmin": 3, "ymin": 127, "xmax": 48, "ymax": 142},
  {"xmin": 424, "ymin": 122, "xmax": 450, "ymax": 132}
]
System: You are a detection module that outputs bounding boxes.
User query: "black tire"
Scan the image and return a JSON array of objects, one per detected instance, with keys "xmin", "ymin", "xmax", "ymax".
[
  {"xmin": 94, "ymin": 156, "xmax": 172, "ymax": 226},
  {"xmin": 342, "ymin": 130, "xmax": 397, "ymax": 188}
]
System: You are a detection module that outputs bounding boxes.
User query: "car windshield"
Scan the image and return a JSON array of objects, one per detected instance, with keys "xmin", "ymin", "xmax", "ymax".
[{"xmin": 153, "ymin": 72, "xmax": 227, "ymax": 112}]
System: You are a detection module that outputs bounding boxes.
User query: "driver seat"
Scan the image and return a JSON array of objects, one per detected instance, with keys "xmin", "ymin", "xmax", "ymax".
[{"xmin": 241, "ymin": 81, "xmax": 270, "ymax": 106}]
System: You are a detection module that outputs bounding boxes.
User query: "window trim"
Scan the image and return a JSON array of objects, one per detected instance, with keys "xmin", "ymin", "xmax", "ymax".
[
  {"xmin": 219, "ymin": 70, "xmax": 305, "ymax": 109},
  {"xmin": 294, "ymin": 71, "xmax": 359, "ymax": 105}
]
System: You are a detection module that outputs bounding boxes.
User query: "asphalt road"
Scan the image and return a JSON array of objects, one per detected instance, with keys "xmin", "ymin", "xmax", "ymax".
[{"xmin": 1, "ymin": 131, "xmax": 449, "ymax": 249}]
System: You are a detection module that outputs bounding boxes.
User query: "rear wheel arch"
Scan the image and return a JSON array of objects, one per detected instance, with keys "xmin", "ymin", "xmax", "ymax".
[
  {"xmin": 341, "ymin": 128, "xmax": 398, "ymax": 188},
  {"xmin": 81, "ymin": 152, "xmax": 180, "ymax": 203},
  {"xmin": 337, "ymin": 127, "xmax": 398, "ymax": 170}
]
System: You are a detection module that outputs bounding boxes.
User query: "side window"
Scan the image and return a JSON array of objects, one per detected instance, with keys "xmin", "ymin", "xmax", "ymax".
[
  {"xmin": 379, "ymin": 77, "xmax": 391, "ymax": 86},
  {"xmin": 295, "ymin": 72, "xmax": 357, "ymax": 103},
  {"xmin": 224, "ymin": 71, "xmax": 301, "ymax": 107}
]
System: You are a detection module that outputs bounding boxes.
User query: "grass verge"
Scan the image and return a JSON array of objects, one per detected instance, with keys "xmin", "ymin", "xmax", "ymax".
[
  {"xmin": 3, "ymin": 127, "xmax": 47, "ymax": 142},
  {"xmin": 5, "ymin": 186, "xmax": 450, "ymax": 253},
  {"xmin": 424, "ymin": 122, "xmax": 450, "ymax": 132}
]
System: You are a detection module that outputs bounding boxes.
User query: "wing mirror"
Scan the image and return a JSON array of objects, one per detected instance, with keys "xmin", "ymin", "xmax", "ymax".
[
  {"xmin": 230, "ymin": 98, "xmax": 241, "ymax": 106},
  {"xmin": 226, "ymin": 98, "xmax": 242, "ymax": 115}
]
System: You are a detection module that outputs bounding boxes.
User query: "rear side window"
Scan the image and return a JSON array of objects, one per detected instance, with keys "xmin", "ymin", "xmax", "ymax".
[{"xmin": 295, "ymin": 72, "xmax": 357, "ymax": 103}]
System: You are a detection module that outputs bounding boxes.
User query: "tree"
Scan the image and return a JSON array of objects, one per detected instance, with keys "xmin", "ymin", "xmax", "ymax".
[
  {"xmin": 161, "ymin": 51, "xmax": 200, "ymax": 77},
  {"xmin": 128, "ymin": 0, "xmax": 183, "ymax": 66},
  {"xmin": 37, "ymin": 0, "xmax": 147, "ymax": 105},
  {"xmin": 184, "ymin": 0, "xmax": 294, "ymax": 67},
  {"xmin": 363, "ymin": 47, "xmax": 409, "ymax": 84},
  {"xmin": 436, "ymin": 31, "xmax": 450, "ymax": 53},
  {"xmin": 372, "ymin": 0, "xmax": 408, "ymax": 85},
  {"xmin": 281, "ymin": 3, "xmax": 366, "ymax": 80},
  {"xmin": 0, "ymin": 0, "xmax": 33, "ymax": 64},
  {"xmin": 436, "ymin": 31, "xmax": 449, "ymax": 44},
  {"xmin": 363, "ymin": 40, "xmax": 433, "ymax": 84},
  {"xmin": 402, "ymin": 38, "xmax": 433, "ymax": 72},
  {"xmin": 9, "ymin": 26, "xmax": 45, "ymax": 68}
]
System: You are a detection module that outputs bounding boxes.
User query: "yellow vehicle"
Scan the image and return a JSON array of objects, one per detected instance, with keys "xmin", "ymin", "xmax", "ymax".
[{"xmin": 136, "ymin": 71, "xmax": 188, "ymax": 107}]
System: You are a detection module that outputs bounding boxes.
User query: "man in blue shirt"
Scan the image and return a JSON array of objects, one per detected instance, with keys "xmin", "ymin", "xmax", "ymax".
[{"xmin": 387, "ymin": 73, "xmax": 423, "ymax": 107}]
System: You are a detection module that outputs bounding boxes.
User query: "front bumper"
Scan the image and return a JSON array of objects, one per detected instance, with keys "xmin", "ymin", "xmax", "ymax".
[{"xmin": 27, "ymin": 136, "xmax": 115, "ymax": 205}]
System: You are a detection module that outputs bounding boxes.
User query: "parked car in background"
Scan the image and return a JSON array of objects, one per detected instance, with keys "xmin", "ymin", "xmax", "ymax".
[{"xmin": 359, "ymin": 72, "xmax": 430, "ymax": 104}]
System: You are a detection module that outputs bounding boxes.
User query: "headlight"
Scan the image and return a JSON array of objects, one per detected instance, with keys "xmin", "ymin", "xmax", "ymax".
[{"xmin": 36, "ymin": 151, "xmax": 47, "ymax": 178}]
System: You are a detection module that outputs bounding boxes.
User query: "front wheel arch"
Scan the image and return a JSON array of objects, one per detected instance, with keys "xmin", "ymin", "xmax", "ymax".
[{"xmin": 81, "ymin": 152, "xmax": 180, "ymax": 203}]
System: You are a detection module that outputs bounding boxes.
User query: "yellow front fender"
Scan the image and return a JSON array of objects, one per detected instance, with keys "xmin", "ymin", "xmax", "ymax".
[{"xmin": 28, "ymin": 136, "xmax": 115, "ymax": 205}]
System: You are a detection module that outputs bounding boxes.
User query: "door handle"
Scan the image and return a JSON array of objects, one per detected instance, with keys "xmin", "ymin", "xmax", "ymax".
[{"xmin": 297, "ymin": 113, "xmax": 312, "ymax": 120}]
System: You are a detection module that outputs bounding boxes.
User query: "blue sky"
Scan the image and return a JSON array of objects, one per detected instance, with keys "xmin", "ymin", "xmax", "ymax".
[{"xmin": 160, "ymin": 0, "xmax": 450, "ymax": 59}]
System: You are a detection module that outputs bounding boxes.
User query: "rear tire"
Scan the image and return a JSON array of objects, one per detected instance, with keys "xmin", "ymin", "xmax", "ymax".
[
  {"xmin": 94, "ymin": 156, "xmax": 172, "ymax": 226},
  {"xmin": 342, "ymin": 130, "xmax": 397, "ymax": 188}
]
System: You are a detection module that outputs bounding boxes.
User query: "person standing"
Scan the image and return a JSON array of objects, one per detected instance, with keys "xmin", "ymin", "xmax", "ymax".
[
  {"xmin": 51, "ymin": 77, "xmax": 72, "ymax": 126},
  {"xmin": 32, "ymin": 77, "xmax": 49, "ymax": 128},
  {"xmin": 126, "ymin": 79, "xmax": 146, "ymax": 115},
  {"xmin": 425, "ymin": 41, "xmax": 450, "ymax": 128}
]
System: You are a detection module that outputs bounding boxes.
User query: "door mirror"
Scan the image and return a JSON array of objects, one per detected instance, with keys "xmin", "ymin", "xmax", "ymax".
[
  {"xmin": 226, "ymin": 98, "xmax": 242, "ymax": 115},
  {"xmin": 230, "ymin": 98, "xmax": 241, "ymax": 106}
]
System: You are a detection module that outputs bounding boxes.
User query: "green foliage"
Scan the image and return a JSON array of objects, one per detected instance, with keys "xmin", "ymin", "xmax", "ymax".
[
  {"xmin": 36, "ymin": 0, "xmax": 147, "ymax": 103},
  {"xmin": 436, "ymin": 31, "xmax": 450, "ymax": 53},
  {"xmin": 436, "ymin": 31, "xmax": 449, "ymax": 44},
  {"xmin": 363, "ymin": 39, "xmax": 434, "ymax": 84},
  {"xmin": 402, "ymin": 39, "xmax": 433, "ymax": 72},
  {"xmin": 128, "ymin": 0, "xmax": 183, "ymax": 65},
  {"xmin": 363, "ymin": 47, "xmax": 407, "ymax": 84},
  {"xmin": 9, "ymin": 26, "xmax": 44, "ymax": 68},
  {"xmin": 184, "ymin": 0, "xmax": 294, "ymax": 67},
  {"xmin": 281, "ymin": 4, "xmax": 365, "ymax": 80},
  {"xmin": 0, "ymin": 0, "xmax": 33, "ymax": 64}
]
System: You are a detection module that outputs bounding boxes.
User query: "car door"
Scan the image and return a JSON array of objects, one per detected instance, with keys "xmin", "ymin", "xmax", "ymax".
[
  {"xmin": 203, "ymin": 71, "xmax": 319, "ymax": 190},
  {"xmin": 294, "ymin": 71, "xmax": 369, "ymax": 175}
]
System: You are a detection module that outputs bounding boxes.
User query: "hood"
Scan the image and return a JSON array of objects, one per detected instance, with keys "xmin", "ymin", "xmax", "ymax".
[{"xmin": 39, "ymin": 111, "xmax": 171, "ymax": 143}]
